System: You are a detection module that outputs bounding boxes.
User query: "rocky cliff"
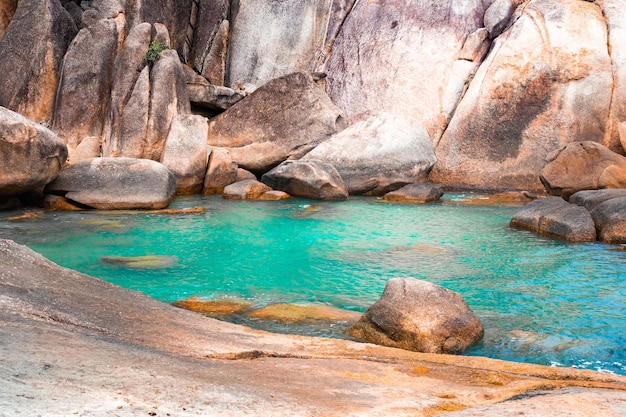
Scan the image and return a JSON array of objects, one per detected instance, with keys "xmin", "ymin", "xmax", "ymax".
[{"xmin": 2, "ymin": 0, "xmax": 626, "ymax": 200}]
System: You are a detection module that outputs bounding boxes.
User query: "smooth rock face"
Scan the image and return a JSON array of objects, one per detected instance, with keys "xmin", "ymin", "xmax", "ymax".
[
  {"xmin": 303, "ymin": 113, "xmax": 436, "ymax": 195},
  {"xmin": 206, "ymin": 72, "xmax": 345, "ymax": 172},
  {"xmin": 510, "ymin": 197, "xmax": 597, "ymax": 242},
  {"xmin": 202, "ymin": 147, "xmax": 238, "ymax": 194},
  {"xmin": 222, "ymin": 179, "xmax": 271, "ymax": 200},
  {"xmin": 382, "ymin": 183, "xmax": 444, "ymax": 204},
  {"xmin": 45, "ymin": 157, "xmax": 176, "ymax": 209},
  {"xmin": 227, "ymin": 0, "xmax": 332, "ymax": 91},
  {"xmin": 0, "ymin": 0, "xmax": 77, "ymax": 122},
  {"xmin": 52, "ymin": 14, "xmax": 125, "ymax": 150},
  {"xmin": 570, "ymin": 189, "xmax": 626, "ymax": 212},
  {"xmin": 67, "ymin": 136, "xmax": 101, "ymax": 164},
  {"xmin": 540, "ymin": 141, "xmax": 626, "ymax": 199},
  {"xmin": 590, "ymin": 197, "xmax": 626, "ymax": 244},
  {"xmin": 261, "ymin": 160, "xmax": 348, "ymax": 201},
  {"xmin": 160, "ymin": 115, "xmax": 209, "ymax": 195},
  {"xmin": 348, "ymin": 278, "xmax": 484, "ymax": 354},
  {"xmin": 324, "ymin": 0, "xmax": 487, "ymax": 140},
  {"xmin": 431, "ymin": 0, "xmax": 614, "ymax": 191},
  {"xmin": 0, "ymin": 107, "xmax": 68, "ymax": 196}
]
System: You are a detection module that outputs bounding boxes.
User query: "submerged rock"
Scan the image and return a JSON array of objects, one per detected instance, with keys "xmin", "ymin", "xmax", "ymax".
[
  {"xmin": 509, "ymin": 197, "xmax": 597, "ymax": 242},
  {"xmin": 348, "ymin": 278, "xmax": 484, "ymax": 354},
  {"xmin": 262, "ymin": 160, "xmax": 348, "ymax": 201},
  {"xmin": 382, "ymin": 183, "xmax": 444, "ymax": 204},
  {"xmin": 101, "ymin": 255, "xmax": 178, "ymax": 269},
  {"xmin": 247, "ymin": 303, "xmax": 361, "ymax": 324},
  {"xmin": 172, "ymin": 297, "xmax": 253, "ymax": 316}
]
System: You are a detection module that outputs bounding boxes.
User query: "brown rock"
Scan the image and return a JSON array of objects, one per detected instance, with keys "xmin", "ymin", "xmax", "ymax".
[
  {"xmin": 160, "ymin": 115, "xmax": 209, "ymax": 195},
  {"xmin": 589, "ymin": 197, "xmax": 626, "ymax": 244},
  {"xmin": 453, "ymin": 191, "xmax": 536, "ymax": 206},
  {"xmin": 261, "ymin": 160, "xmax": 348, "ymax": 201},
  {"xmin": 188, "ymin": 82, "xmax": 245, "ymax": 111},
  {"xmin": 509, "ymin": 197, "xmax": 597, "ymax": 242},
  {"xmin": 206, "ymin": 72, "xmax": 345, "ymax": 172},
  {"xmin": 258, "ymin": 190, "xmax": 290, "ymax": 201},
  {"xmin": 222, "ymin": 179, "xmax": 271, "ymax": 200},
  {"xmin": 540, "ymin": 142, "xmax": 626, "ymax": 199},
  {"xmin": 45, "ymin": 157, "xmax": 176, "ymax": 210},
  {"xmin": 0, "ymin": 107, "xmax": 68, "ymax": 196},
  {"xmin": 52, "ymin": 14, "xmax": 125, "ymax": 150},
  {"xmin": 172, "ymin": 297, "xmax": 252, "ymax": 316},
  {"xmin": 43, "ymin": 195, "xmax": 84, "ymax": 211},
  {"xmin": 348, "ymin": 278, "xmax": 484, "ymax": 354},
  {"xmin": 235, "ymin": 168, "xmax": 256, "ymax": 182},
  {"xmin": 599, "ymin": 164, "xmax": 626, "ymax": 189},
  {"xmin": 382, "ymin": 183, "xmax": 444, "ymax": 204},
  {"xmin": 201, "ymin": 19, "xmax": 229, "ymax": 85},
  {"xmin": 0, "ymin": 0, "xmax": 17, "ymax": 41},
  {"xmin": 0, "ymin": 0, "xmax": 77, "ymax": 122},
  {"xmin": 247, "ymin": 303, "xmax": 361, "ymax": 323},
  {"xmin": 303, "ymin": 113, "xmax": 436, "ymax": 195},
  {"xmin": 202, "ymin": 147, "xmax": 238, "ymax": 194},
  {"xmin": 67, "ymin": 136, "xmax": 101, "ymax": 165},
  {"xmin": 189, "ymin": 0, "xmax": 229, "ymax": 81}
]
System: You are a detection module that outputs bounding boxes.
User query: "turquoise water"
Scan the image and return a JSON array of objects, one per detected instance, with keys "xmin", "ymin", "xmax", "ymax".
[{"xmin": 1, "ymin": 194, "xmax": 625, "ymax": 375}]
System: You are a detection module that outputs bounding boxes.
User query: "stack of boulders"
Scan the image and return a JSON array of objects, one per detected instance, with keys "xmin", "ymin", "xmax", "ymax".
[{"xmin": 510, "ymin": 141, "xmax": 626, "ymax": 244}]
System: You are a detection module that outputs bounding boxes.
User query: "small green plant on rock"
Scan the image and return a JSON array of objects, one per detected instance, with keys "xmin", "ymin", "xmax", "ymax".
[{"xmin": 144, "ymin": 40, "xmax": 170, "ymax": 67}]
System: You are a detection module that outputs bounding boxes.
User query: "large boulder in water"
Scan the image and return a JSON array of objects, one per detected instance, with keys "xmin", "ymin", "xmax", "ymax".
[
  {"xmin": 0, "ymin": 107, "xmax": 68, "ymax": 196},
  {"xmin": 509, "ymin": 197, "xmax": 596, "ymax": 242},
  {"xmin": 0, "ymin": 0, "xmax": 77, "ymax": 123},
  {"xmin": 302, "ymin": 113, "xmax": 436, "ymax": 195},
  {"xmin": 382, "ymin": 183, "xmax": 444, "ymax": 204},
  {"xmin": 262, "ymin": 160, "xmax": 348, "ymax": 201},
  {"xmin": 45, "ymin": 157, "xmax": 175, "ymax": 210},
  {"xmin": 206, "ymin": 72, "xmax": 345, "ymax": 173},
  {"xmin": 348, "ymin": 278, "xmax": 484, "ymax": 355},
  {"xmin": 540, "ymin": 142, "xmax": 626, "ymax": 199},
  {"xmin": 589, "ymin": 197, "xmax": 626, "ymax": 244},
  {"xmin": 430, "ymin": 0, "xmax": 615, "ymax": 191},
  {"xmin": 569, "ymin": 189, "xmax": 626, "ymax": 212}
]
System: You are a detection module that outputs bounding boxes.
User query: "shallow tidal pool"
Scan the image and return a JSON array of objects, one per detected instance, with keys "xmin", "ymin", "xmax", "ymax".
[{"xmin": 1, "ymin": 194, "xmax": 625, "ymax": 375}]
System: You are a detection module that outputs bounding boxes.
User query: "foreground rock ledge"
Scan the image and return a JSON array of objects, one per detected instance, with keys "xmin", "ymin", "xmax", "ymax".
[{"xmin": 0, "ymin": 239, "xmax": 625, "ymax": 416}]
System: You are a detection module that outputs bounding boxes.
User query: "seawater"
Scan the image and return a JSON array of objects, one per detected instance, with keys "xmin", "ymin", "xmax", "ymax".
[{"xmin": 1, "ymin": 194, "xmax": 625, "ymax": 375}]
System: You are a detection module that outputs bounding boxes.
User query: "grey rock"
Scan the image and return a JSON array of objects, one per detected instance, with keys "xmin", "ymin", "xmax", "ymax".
[
  {"xmin": 188, "ymin": 82, "xmax": 245, "ymax": 111},
  {"xmin": 510, "ymin": 197, "xmax": 597, "ymax": 242},
  {"xmin": 45, "ymin": 157, "xmax": 176, "ymax": 209},
  {"xmin": 590, "ymin": 197, "xmax": 626, "ymax": 244},
  {"xmin": 261, "ymin": 160, "xmax": 348, "ymax": 201},
  {"xmin": 484, "ymin": 0, "xmax": 519, "ymax": 38},
  {"xmin": 382, "ymin": 183, "xmax": 444, "ymax": 204},
  {"xmin": 569, "ymin": 189, "xmax": 626, "ymax": 212},
  {"xmin": 348, "ymin": 278, "xmax": 484, "ymax": 355}
]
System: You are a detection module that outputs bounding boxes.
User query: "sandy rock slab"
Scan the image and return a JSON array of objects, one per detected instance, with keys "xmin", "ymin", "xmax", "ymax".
[{"xmin": 1, "ymin": 239, "xmax": 626, "ymax": 416}]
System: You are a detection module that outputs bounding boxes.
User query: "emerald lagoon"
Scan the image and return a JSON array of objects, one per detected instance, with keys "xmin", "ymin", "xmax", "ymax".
[{"xmin": 2, "ymin": 194, "xmax": 625, "ymax": 375}]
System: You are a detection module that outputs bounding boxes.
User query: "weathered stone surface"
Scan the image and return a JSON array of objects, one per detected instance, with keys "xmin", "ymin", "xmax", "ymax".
[
  {"xmin": 2, "ymin": 239, "xmax": 626, "ymax": 416},
  {"xmin": 570, "ymin": 189, "xmax": 626, "ymax": 212},
  {"xmin": 262, "ymin": 160, "xmax": 348, "ymax": 201},
  {"xmin": 431, "ymin": 0, "xmax": 614, "ymax": 191},
  {"xmin": 599, "ymin": 164, "xmax": 626, "ymax": 189},
  {"xmin": 67, "ymin": 135, "xmax": 101, "ymax": 164},
  {"xmin": 235, "ymin": 168, "xmax": 256, "ymax": 182},
  {"xmin": 52, "ymin": 14, "xmax": 125, "ymax": 149},
  {"xmin": 172, "ymin": 297, "xmax": 253, "ymax": 317},
  {"xmin": 207, "ymin": 72, "xmax": 345, "ymax": 172},
  {"xmin": 382, "ymin": 183, "xmax": 444, "ymax": 204},
  {"xmin": 0, "ymin": 107, "xmax": 68, "ymax": 196},
  {"xmin": 349, "ymin": 278, "xmax": 484, "ymax": 354},
  {"xmin": 80, "ymin": 0, "xmax": 124, "ymax": 27},
  {"xmin": 484, "ymin": 0, "xmax": 520, "ymax": 38},
  {"xmin": 0, "ymin": 0, "xmax": 77, "ymax": 122},
  {"xmin": 101, "ymin": 22, "xmax": 152, "ymax": 157},
  {"xmin": 43, "ymin": 194, "xmax": 84, "ymax": 211},
  {"xmin": 590, "ymin": 197, "xmax": 626, "ymax": 244},
  {"xmin": 0, "ymin": 0, "xmax": 17, "ymax": 41},
  {"xmin": 458, "ymin": 28, "xmax": 489, "ymax": 62},
  {"xmin": 247, "ymin": 303, "xmax": 361, "ymax": 323},
  {"xmin": 258, "ymin": 190, "xmax": 290, "ymax": 201},
  {"xmin": 190, "ymin": 0, "xmax": 229, "ymax": 84},
  {"xmin": 510, "ymin": 197, "xmax": 597, "ymax": 242},
  {"xmin": 540, "ymin": 142, "xmax": 626, "ymax": 199},
  {"xmin": 227, "ymin": 0, "xmax": 332, "ymax": 91},
  {"xmin": 201, "ymin": 19, "xmax": 229, "ymax": 85},
  {"xmin": 222, "ymin": 179, "xmax": 271, "ymax": 200},
  {"xmin": 145, "ymin": 48, "xmax": 191, "ymax": 161},
  {"xmin": 45, "ymin": 157, "xmax": 176, "ymax": 209},
  {"xmin": 303, "ymin": 113, "xmax": 435, "ymax": 195},
  {"xmin": 324, "ymin": 0, "xmax": 487, "ymax": 140},
  {"xmin": 160, "ymin": 115, "xmax": 209, "ymax": 195},
  {"xmin": 202, "ymin": 147, "xmax": 238, "ymax": 194},
  {"xmin": 188, "ymin": 82, "xmax": 245, "ymax": 111}
]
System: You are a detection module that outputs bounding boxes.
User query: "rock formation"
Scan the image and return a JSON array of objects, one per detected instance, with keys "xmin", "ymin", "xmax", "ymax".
[
  {"xmin": 382, "ymin": 183, "xmax": 444, "ymax": 204},
  {"xmin": 262, "ymin": 160, "xmax": 349, "ymax": 201},
  {"xmin": 349, "ymin": 278, "xmax": 484, "ymax": 355}
]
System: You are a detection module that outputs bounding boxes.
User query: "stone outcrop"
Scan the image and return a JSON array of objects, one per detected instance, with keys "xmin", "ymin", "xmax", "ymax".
[
  {"xmin": 570, "ymin": 189, "xmax": 626, "ymax": 212},
  {"xmin": 348, "ymin": 278, "xmax": 484, "ymax": 354},
  {"xmin": 160, "ymin": 114, "xmax": 209, "ymax": 195},
  {"xmin": 589, "ymin": 197, "xmax": 626, "ymax": 244},
  {"xmin": 187, "ymin": 80, "xmax": 245, "ymax": 111},
  {"xmin": 45, "ymin": 157, "xmax": 176, "ymax": 209},
  {"xmin": 509, "ymin": 197, "xmax": 597, "ymax": 242},
  {"xmin": 0, "ymin": 0, "xmax": 77, "ymax": 123},
  {"xmin": 206, "ymin": 72, "xmax": 345, "ymax": 172},
  {"xmin": 202, "ymin": 147, "xmax": 238, "ymax": 194},
  {"xmin": 431, "ymin": 0, "xmax": 615, "ymax": 191},
  {"xmin": 382, "ymin": 183, "xmax": 444, "ymax": 204},
  {"xmin": 189, "ymin": 0, "xmax": 229, "ymax": 84},
  {"xmin": 303, "ymin": 113, "xmax": 436, "ymax": 195},
  {"xmin": 0, "ymin": 0, "xmax": 17, "ymax": 41},
  {"xmin": 540, "ymin": 141, "xmax": 626, "ymax": 199},
  {"xmin": 0, "ymin": 107, "xmax": 68, "ymax": 196},
  {"xmin": 222, "ymin": 179, "xmax": 271, "ymax": 200},
  {"xmin": 261, "ymin": 160, "xmax": 348, "ymax": 201},
  {"xmin": 227, "ymin": 0, "xmax": 332, "ymax": 91}
]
